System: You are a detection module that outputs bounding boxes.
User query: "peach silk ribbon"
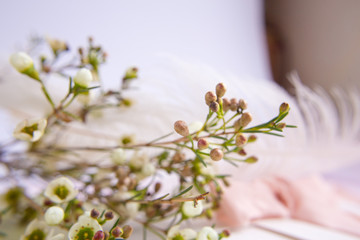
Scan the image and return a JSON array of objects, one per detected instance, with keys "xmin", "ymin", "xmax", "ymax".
[{"xmin": 217, "ymin": 176, "xmax": 360, "ymax": 237}]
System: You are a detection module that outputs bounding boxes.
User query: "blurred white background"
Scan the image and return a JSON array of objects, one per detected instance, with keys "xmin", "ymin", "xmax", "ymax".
[{"xmin": 0, "ymin": 0, "xmax": 271, "ymax": 87}]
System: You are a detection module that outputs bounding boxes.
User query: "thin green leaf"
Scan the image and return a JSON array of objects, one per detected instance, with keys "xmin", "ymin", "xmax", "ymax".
[
  {"xmin": 275, "ymin": 112, "xmax": 289, "ymax": 123},
  {"xmin": 195, "ymin": 152, "xmax": 207, "ymax": 167},
  {"xmin": 211, "ymin": 135, "xmax": 228, "ymax": 141},
  {"xmin": 149, "ymin": 132, "xmax": 174, "ymax": 144},
  {"xmin": 99, "ymin": 209, "xmax": 106, "ymax": 218},
  {"xmin": 173, "ymin": 185, "xmax": 193, "ymax": 198},
  {"xmin": 286, "ymin": 125, "xmax": 297, "ymax": 128},
  {"xmin": 215, "ymin": 174, "xmax": 231, "ymax": 179},
  {"xmin": 153, "ymin": 193, "xmax": 170, "ymax": 201},
  {"xmin": 110, "ymin": 217, "xmax": 121, "ymax": 232},
  {"xmin": 223, "ymin": 158, "xmax": 239, "ymax": 167}
]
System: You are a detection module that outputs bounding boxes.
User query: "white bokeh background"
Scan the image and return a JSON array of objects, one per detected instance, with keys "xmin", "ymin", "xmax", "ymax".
[{"xmin": 0, "ymin": 0, "xmax": 271, "ymax": 86}]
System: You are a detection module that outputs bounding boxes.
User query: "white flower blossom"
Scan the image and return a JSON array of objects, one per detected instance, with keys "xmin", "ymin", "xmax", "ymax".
[
  {"xmin": 44, "ymin": 206, "xmax": 64, "ymax": 225},
  {"xmin": 68, "ymin": 214, "xmax": 102, "ymax": 240},
  {"xmin": 182, "ymin": 200, "xmax": 204, "ymax": 218},
  {"xmin": 10, "ymin": 52, "xmax": 34, "ymax": 72},
  {"xmin": 110, "ymin": 148, "xmax": 127, "ymax": 165},
  {"xmin": 20, "ymin": 219, "xmax": 52, "ymax": 240},
  {"xmin": 76, "ymin": 91, "xmax": 94, "ymax": 105},
  {"xmin": 196, "ymin": 226, "xmax": 218, "ymax": 240},
  {"xmin": 46, "ymin": 37, "xmax": 68, "ymax": 54},
  {"xmin": 13, "ymin": 118, "xmax": 47, "ymax": 142},
  {"xmin": 74, "ymin": 68, "xmax": 93, "ymax": 88},
  {"xmin": 167, "ymin": 225, "xmax": 197, "ymax": 240},
  {"xmin": 44, "ymin": 177, "xmax": 78, "ymax": 203}
]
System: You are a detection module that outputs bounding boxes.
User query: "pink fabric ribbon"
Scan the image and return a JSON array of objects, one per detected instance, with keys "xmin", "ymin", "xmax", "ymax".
[{"xmin": 217, "ymin": 175, "xmax": 360, "ymax": 236}]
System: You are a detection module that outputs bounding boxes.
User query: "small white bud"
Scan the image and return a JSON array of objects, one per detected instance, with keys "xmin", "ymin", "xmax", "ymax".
[
  {"xmin": 197, "ymin": 226, "xmax": 219, "ymax": 240},
  {"xmin": 10, "ymin": 52, "xmax": 34, "ymax": 72},
  {"xmin": 74, "ymin": 68, "xmax": 93, "ymax": 88},
  {"xmin": 44, "ymin": 206, "xmax": 64, "ymax": 225},
  {"xmin": 182, "ymin": 200, "xmax": 203, "ymax": 218}
]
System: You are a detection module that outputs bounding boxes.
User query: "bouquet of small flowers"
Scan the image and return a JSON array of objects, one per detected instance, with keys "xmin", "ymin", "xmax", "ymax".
[{"xmin": 0, "ymin": 37, "xmax": 293, "ymax": 240}]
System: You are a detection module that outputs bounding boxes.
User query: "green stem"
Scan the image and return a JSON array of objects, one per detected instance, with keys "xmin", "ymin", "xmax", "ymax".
[{"xmin": 40, "ymin": 83, "xmax": 55, "ymax": 109}]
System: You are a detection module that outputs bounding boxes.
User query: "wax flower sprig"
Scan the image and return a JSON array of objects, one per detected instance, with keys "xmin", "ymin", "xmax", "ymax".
[{"xmin": 0, "ymin": 36, "xmax": 294, "ymax": 240}]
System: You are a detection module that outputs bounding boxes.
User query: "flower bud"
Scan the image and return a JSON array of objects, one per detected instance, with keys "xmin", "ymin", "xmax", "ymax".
[
  {"xmin": 276, "ymin": 122, "xmax": 286, "ymax": 129},
  {"xmin": 234, "ymin": 112, "xmax": 252, "ymax": 130},
  {"xmin": 104, "ymin": 211, "xmax": 114, "ymax": 220},
  {"xmin": 238, "ymin": 99, "xmax": 248, "ymax": 110},
  {"xmin": 123, "ymin": 67, "xmax": 138, "ymax": 80},
  {"xmin": 222, "ymin": 98, "xmax": 231, "ymax": 112},
  {"xmin": 205, "ymin": 91, "xmax": 217, "ymax": 106},
  {"xmin": 245, "ymin": 156, "xmax": 258, "ymax": 163},
  {"xmin": 10, "ymin": 52, "xmax": 40, "ymax": 81},
  {"xmin": 198, "ymin": 227, "xmax": 219, "ymax": 240},
  {"xmin": 44, "ymin": 206, "xmax": 64, "ymax": 225},
  {"xmin": 74, "ymin": 68, "xmax": 93, "ymax": 88},
  {"xmin": 10, "ymin": 52, "xmax": 33, "ymax": 72},
  {"xmin": 174, "ymin": 120, "xmax": 189, "ymax": 136},
  {"xmin": 221, "ymin": 229, "xmax": 231, "ymax": 238},
  {"xmin": 111, "ymin": 226, "xmax": 123, "ymax": 238},
  {"xmin": 215, "ymin": 83, "xmax": 226, "ymax": 98},
  {"xmin": 90, "ymin": 208, "xmax": 100, "ymax": 219},
  {"xmin": 197, "ymin": 138, "xmax": 209, "ymax": 150},
  {"xmin": 93, "ymin": 230, "xmax": 105, "ymax": 240},
  {"xmin": 47, "ymin": 37, "xmax": 68, "ymax": 55},
  {"xmin": 182, "ymin": 200, "xmax": 203, "ymax": 218},
  {"xmin": 247, "ymin": 135, "xmax": 257, "ymax": 143},
  {"xmin": 230, "ymin": 98, "xmax": 238, "ymax": 111},
  {"xmin": 279, "ymin": 102, "xmax": 290, "ymax": 114},
  {"xmin": 235, "ymin": 134, "xmax": 247, "ymax": 147},
  {"xmin": 209, "ymin": 101, "xmax": 219, "ymax": 113},
  {"xmin": 238, "ymin": 149, "xmax": 247, "ymax": 156},
  {"xmin": 122, "ymin": 225, "xmax": 133, "ymax": 239},
  {"xmin": 210, "ymin": 148, "xmax": 223, "ymax": 161}
]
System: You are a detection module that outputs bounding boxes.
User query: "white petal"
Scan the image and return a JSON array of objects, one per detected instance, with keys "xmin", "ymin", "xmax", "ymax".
[
  {"xmin": 182, "ymin": 200, "xmax": 203, "ymax": 218},
  {"xmin": 197, "ymin": 227, "xmax": 218, "ymax": 240}
]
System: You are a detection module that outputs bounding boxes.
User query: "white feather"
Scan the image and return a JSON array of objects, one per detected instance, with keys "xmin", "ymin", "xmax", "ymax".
[{"xmin": 0, "ymin": 57, "xmax": 359, "ymax": 180}]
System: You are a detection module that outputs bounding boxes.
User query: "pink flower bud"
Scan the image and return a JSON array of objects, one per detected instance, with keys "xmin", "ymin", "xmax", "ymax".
[
  {"xmin": 235, "ymin": 134, "xmax": 247, "ymax": 147},
  {"xmin": 197, "ymin": 138, "xmax": 209, "ymax": 150},
  {"xmin": 215, "ymin": 83, "xmax": 227, "ymax": 98},
  {"xmin": 174, "ymin": 120, "xmax": 189, "ymax": 136},
  {"xmin": 210, "ymin": 148, "xmax": 223, "ymax": 161},
  {"xmin": 205, "ymin": 91, "xmax": 217, "ymax": 106}
]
